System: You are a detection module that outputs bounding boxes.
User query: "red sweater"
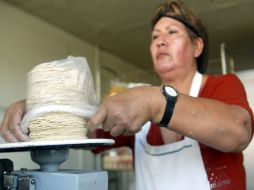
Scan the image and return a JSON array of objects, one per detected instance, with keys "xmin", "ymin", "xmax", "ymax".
[{"xmin": 94, "ymin": 74, "xmax": 254, "ymax": 190}]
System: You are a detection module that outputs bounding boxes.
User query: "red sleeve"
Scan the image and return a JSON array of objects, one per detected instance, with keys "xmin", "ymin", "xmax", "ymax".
[
  {"xmin": 200, "ymin": 74, "xmax": 252, "ymax": 189},
  {"xmin": 200, "ymin": 74, "xmax": 254, "ymax": 134},
  {"xmin": 91, "ymin": 129, "xmax": 135, "ymax": 154}
]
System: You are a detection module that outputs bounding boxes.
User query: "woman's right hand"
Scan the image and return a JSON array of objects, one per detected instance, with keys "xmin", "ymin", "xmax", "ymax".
[{"xmin": 0, "ymin": 100, "xmax": 30, "ymax": 142}]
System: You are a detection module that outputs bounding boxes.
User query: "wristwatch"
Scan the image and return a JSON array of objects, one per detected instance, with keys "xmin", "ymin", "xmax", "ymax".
[{"xmin": 158, "ymin": 85, "xmax": 178, "ymax": 127}]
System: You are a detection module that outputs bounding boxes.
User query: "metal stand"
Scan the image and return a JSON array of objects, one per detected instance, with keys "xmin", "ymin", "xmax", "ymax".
[
  {"xmin": 0, "ymin": 139, "xmax": 115, "ymax": 190},
  {"xmin": 4, "ymin": 149, "xmax": 107, "ymax": 190},
  {"xmin": 30, "ymin": 149, "xmax": 69, "ymax": 172}
]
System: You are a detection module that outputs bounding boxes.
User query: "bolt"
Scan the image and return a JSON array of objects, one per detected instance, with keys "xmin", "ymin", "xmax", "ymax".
[{"xmin": 31, "ymin": 179, "xmax": 36, "ymax": 185}]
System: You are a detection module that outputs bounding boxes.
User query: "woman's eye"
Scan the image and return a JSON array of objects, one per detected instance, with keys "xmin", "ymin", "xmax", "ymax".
[
  {"xmin": 152, "ymin": 35, "xmax": 158, "ymax": 40},
  {"xmin": 168, "ymin": 30, "xmax": 177, "ymax": 34}
]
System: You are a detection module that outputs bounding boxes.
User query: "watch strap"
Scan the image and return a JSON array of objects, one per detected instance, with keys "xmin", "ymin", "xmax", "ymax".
[{"xmin": 159, "ymin": 95, "xmax": 177, "ymax": 127}]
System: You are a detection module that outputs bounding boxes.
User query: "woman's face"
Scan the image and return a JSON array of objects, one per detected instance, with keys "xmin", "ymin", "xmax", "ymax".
[{"xmin": 150, "ymin": 17, "xmax": 200, "ymax": 81}]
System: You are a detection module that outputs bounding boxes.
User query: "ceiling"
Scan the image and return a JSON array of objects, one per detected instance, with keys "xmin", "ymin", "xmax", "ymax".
[{"xmin": 5, "ymin": 0, "xmax": 254, "ymax": 74}]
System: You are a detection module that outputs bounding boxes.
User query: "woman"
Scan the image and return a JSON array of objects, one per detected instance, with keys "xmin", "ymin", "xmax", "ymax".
[
  {"xmin": 89, "ymin": 1, "xmax": 253, "ymax": 189},
  {"xmin": 1, "ymin": 0, "xmax": 253, "ymax": 189}
]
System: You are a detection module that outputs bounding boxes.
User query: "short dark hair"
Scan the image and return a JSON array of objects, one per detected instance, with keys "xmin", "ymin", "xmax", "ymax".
[{"xmin": 151, "ymin": 0, "xmax": 209, "ymax": 74}]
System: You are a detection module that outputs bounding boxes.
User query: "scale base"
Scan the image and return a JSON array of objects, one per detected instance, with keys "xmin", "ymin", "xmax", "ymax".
[
  {"xmin": 1, "ymin": 139, "xmax": 115, "ymax": 189},
  {"xmin": 4, "ymin": 170, "xmax": 108, "ymax": 190}
]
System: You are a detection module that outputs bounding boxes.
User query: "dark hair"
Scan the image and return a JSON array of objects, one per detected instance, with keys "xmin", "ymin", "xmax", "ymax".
[{"xmin": 151, "ymin": 0, "xmax": 209, "ymax": 74}]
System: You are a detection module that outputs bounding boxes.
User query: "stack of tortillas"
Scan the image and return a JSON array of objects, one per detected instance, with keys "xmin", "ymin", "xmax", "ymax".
[{"xmin": 25, "ymin": 56, "xmax": 96, "ymax": 141}]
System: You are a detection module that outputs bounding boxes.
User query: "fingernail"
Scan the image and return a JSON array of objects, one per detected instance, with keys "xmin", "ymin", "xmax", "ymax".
[{"xmin": 96, "ymin": 124, "xmax": 102, "ymax": 129}]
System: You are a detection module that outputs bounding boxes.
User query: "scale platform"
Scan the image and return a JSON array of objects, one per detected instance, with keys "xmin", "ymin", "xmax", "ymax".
[{"xmin": 0, "ymin": 138, "xmax": 115, "ymax": 152}]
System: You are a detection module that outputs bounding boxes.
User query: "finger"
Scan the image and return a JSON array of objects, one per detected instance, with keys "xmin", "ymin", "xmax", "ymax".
[
  {"xmin": 0, "ymin": 130, "xmax": 19, "ymax": 142},
  {"xmin": 0, "ymin": 112, "xmax": 12, "ymax": 140},
  {"xmin": 122, "ymin": 120, "xmax": 145, "ymax": 136},
  {"xmin": 102, "ymin": 115, "xmax": 116, "ymax": 132},
  {"xmin": 87, "ymin": 104, "xmax": 107, "ymax": 131},
  {"xmin": 110, "ymin": 125, "xmax": 125, "ymax": 137},
  {"xmin": 0, "ymin": 100, "xmax": 27, "ymax": 142},
  {"xmin": 122, "ymin": 130, "xmax": 135, "ymax": 136},
  {"xmin": 9, "ymin": 125, "xmax": 30, "ymax": 142},
  {"xmin": 8, "ymin": 109, "xmax": 30, "ymax": 142},
  {"xmin": 87, "ymin": 130, "xmax": 96, "ymax": 139}
]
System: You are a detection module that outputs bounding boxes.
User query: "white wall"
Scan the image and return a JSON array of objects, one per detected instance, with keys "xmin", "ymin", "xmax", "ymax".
[
  {"xmin": 237, "ymin": 70, "xmax": 254, "ymax": 190},
  {"xmin": 0, "ymin": 1, "xmax": 143, "ymax": 171},
  {"xmin": 237, "ymin": 69, "xmax": 254, "ymax": 190}
]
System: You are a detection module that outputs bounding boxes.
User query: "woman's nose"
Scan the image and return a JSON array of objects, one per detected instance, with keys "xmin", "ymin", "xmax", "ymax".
[{"xmin": 157, "ymin": 36, "xmax": 168, "ymax": 47}]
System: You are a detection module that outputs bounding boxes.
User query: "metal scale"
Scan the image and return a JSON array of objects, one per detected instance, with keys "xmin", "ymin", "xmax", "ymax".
[{"xmin": 0, "ymin": 139, "xmax": 114, "ymax": 190}]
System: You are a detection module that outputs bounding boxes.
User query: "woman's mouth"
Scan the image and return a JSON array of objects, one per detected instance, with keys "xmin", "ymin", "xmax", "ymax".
[{"xmin": 156, "ymin": 52, "xmax": 170, "ymax": 59}]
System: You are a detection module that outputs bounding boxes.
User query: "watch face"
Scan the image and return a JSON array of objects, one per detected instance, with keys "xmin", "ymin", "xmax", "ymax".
[{"xmin": 165, "ymin": 86, "xmax": 177, "ymax": 97}]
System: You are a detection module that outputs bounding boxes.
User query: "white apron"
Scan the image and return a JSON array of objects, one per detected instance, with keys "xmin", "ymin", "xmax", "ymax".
[{"xmin": 135, "ymin": 72, "xmax": 211, "ymax": 190}]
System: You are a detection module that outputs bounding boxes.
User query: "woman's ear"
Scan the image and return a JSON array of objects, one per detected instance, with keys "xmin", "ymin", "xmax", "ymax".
[{"xmin": 194, "ymin": 37, "xmax": 204, "ymax": 58}]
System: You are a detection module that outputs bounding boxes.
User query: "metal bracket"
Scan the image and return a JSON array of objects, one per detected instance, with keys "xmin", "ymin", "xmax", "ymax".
[
  {"xmin": 0, "ymin": 159, "xmax": 14, "ymax": 190},
  {"xmin": 4, "ymin": 174, "xmax": 35, "ymax": 190},
  {"xmin": 220, "ymin": 43, "xmax": 235, "ymax": 74}
]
